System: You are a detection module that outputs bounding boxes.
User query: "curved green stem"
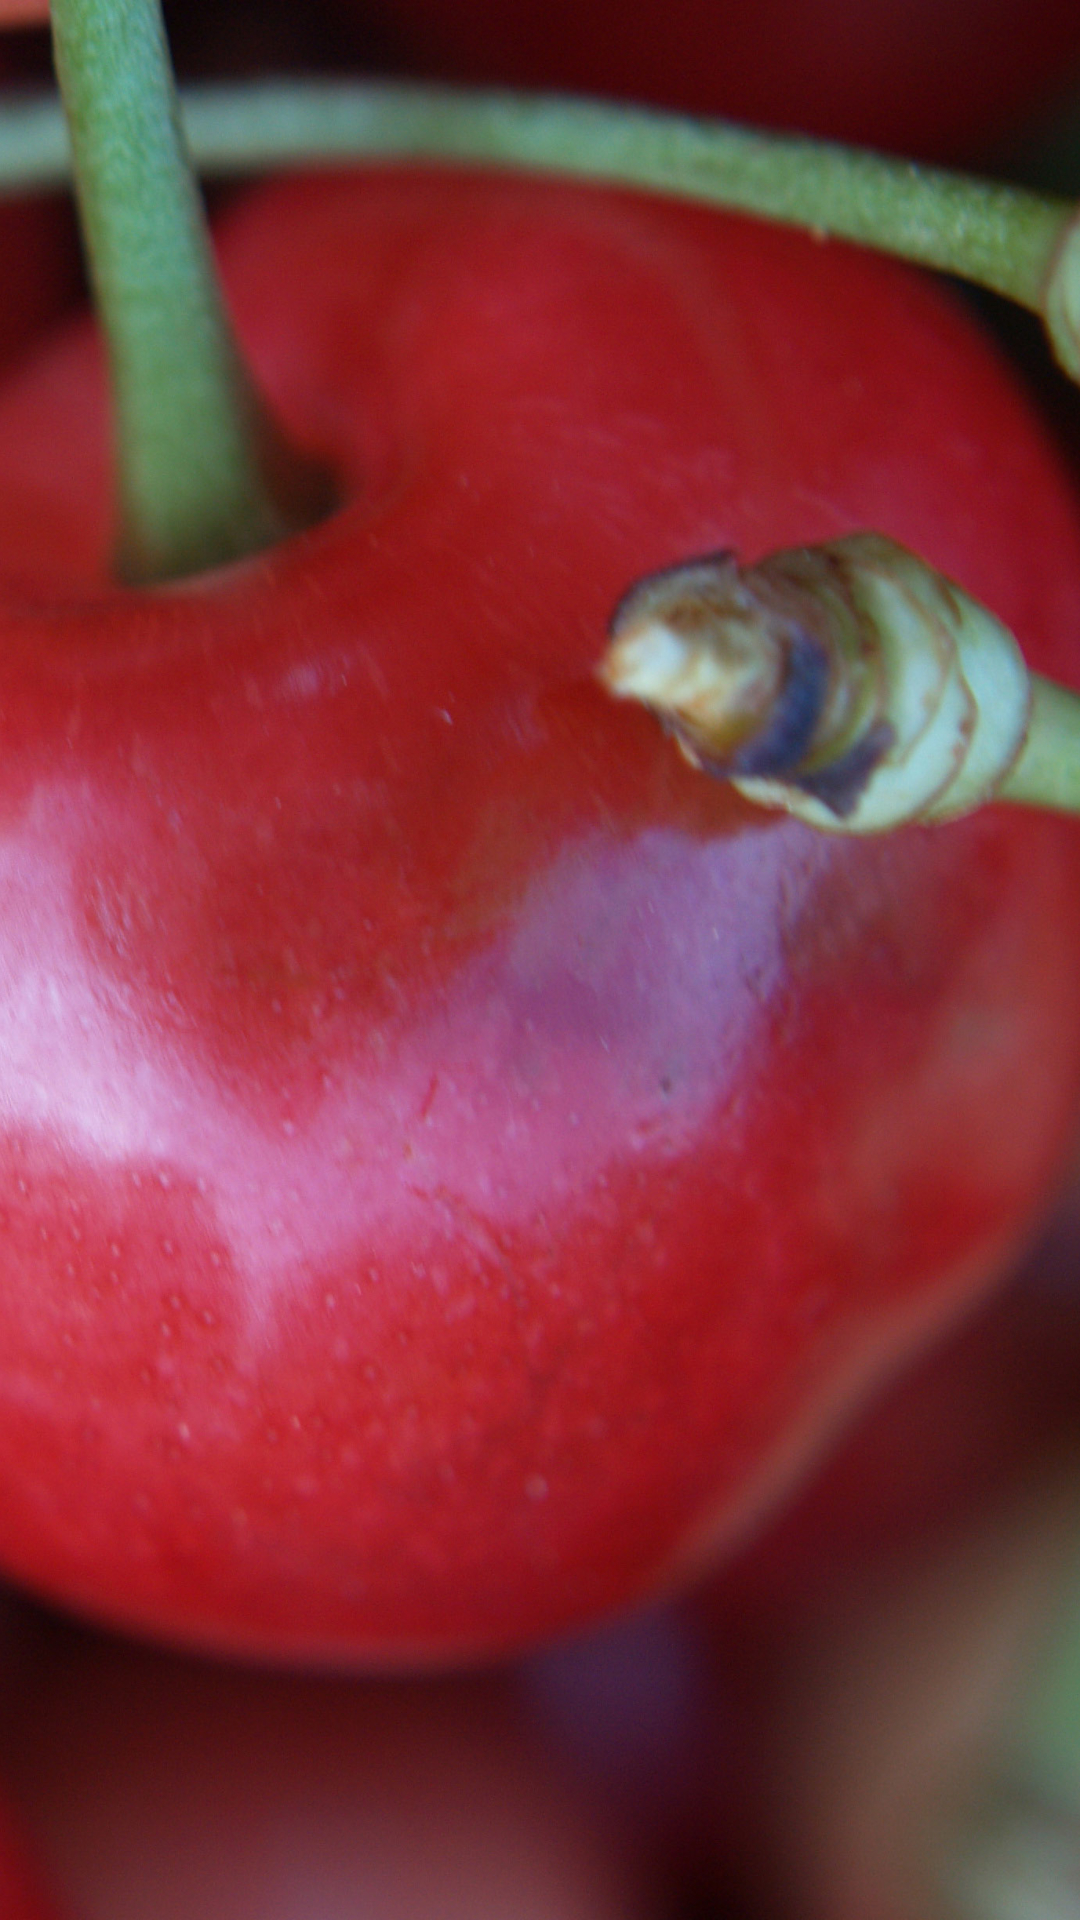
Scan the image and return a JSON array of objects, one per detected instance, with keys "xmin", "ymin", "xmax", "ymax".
[
  {"xmin": 181, "ymin": 83, "xmax": 1072, "ymax": 317},
  {"xmin": 48, "ymin": 1, "xmax": 316, "ymax": 582},
  {"xmin": 1, "ymin": 79, "xmax": 1077, "ymax": 375},
  {"xmin": 1001, "ymin": 679, "xmax": 1080, "ymax": 815}
]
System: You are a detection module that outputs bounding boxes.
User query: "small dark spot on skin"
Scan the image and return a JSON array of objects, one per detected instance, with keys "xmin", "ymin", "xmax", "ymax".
[
  {"xmin": 795, "ymin": 720, "xmax": 896, "ymax": 816},
  {"xmin": 670, "ymin": 626, "xmax": 830, "ymax": 784}
]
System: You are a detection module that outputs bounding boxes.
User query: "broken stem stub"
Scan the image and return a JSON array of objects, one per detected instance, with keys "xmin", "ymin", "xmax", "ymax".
[{"xmin": 598, "ymin": 531, "xmax": 1080, "ymax": 832}]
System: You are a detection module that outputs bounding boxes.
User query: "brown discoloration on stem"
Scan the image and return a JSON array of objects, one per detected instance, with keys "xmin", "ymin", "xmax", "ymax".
[{"xmin": 598, "ymin": 534, "xmax": 1034, "ymax": 834}]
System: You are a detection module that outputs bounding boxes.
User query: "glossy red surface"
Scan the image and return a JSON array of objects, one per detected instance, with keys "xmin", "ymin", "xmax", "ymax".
[{"xmin": 0, "ymin": 173, "xmax": 1076, "ymax": 1659}]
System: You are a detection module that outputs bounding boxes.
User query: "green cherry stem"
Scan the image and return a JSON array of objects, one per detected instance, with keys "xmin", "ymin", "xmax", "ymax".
[
  {"xmin": 1000, "ymin": 678, "xmax": 1080, "ymax": 816},
  {"xmin": 179, "ymin": 83, "xmax": 1080, "ymax": 379},
  {"xmin": 0, "ymin": 80, "xmax": 1078, "ymax": 377},
  {"xmin": 47, "ymin": 0, "xmax": 322, "ymax": 582}
]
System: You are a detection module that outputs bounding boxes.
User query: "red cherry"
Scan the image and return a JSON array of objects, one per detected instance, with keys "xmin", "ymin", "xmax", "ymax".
[
  {"xmin": 2, "ymin": 1618, "xmax": 643, "ymax": 1920},
  {"xmin": 0, "ymin": 171, "xmax": 1075, "ymax": 1660},
  {"xmin": 334, "ymin": 0, "xmax": 1080, "ymax": 161}
]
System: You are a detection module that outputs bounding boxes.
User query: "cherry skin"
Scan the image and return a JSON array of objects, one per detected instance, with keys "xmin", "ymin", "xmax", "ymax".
[{"xmin": 0, "ymin": 171, "xmax": 1077, "ymax": 1661}]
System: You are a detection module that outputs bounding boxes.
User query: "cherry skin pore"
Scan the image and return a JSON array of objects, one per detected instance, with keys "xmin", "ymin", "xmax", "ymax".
[{"xmin": 0, "ymin": 172, "xmax": 1077, "ymax": 1661}]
